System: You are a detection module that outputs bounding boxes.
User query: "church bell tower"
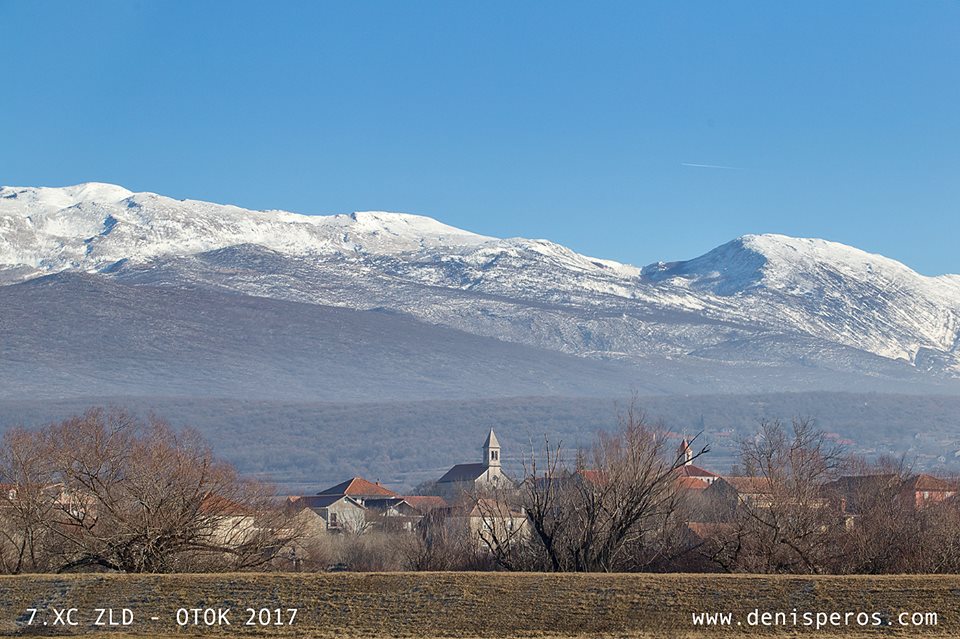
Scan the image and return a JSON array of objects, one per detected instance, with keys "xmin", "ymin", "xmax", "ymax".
[{"xmin": 483, "ymin": 428, "xmax": 501, "ymax": 468}]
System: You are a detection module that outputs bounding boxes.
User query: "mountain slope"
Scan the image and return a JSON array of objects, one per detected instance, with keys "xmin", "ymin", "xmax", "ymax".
[
  {"xmin": 1, "ymin": 182, "xmax": 959, "ymax": 393},
  {"xmin": 0, "ymin": 272, "xmax": 676, "ymax": 401}
]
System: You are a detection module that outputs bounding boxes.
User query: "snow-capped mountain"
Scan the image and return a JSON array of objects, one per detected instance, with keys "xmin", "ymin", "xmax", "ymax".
[
  {"xmin": 2, "ymin": 182, "xmax": 959, "ymax": 398},
  {"xmin": 0, "ymin": 182, "xmax": 490, "ymax": 272}
]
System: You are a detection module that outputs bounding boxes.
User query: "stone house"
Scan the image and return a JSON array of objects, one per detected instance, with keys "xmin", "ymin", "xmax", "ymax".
[{"xmin": 286, "ymin": 493, "xmax": 367, "ymax": 533}]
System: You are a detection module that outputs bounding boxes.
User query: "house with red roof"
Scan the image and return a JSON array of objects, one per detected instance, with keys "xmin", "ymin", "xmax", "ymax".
[
  {"xmin": 699, "ymin": 476, "xmax": 775, "ymax": 520},
  {"xmin": 824, "ymin": 473, "xmax": 958, "ymax": 515},
  {"xmin": 901, "ymin": 474, "xmax": 958, "ymax": 508},
  {"xmin": 317, "ymin": 476, "xmax": 398, "ymax": 504},
  {"xmin": 289, "ymin": 476, "xmax": 451, "ymax": 533}
]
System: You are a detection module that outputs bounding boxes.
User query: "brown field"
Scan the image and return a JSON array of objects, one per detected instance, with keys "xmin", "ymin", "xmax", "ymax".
[{"xmin": 0, "ymin": 572, "xmax": 957, "ymax": 638}]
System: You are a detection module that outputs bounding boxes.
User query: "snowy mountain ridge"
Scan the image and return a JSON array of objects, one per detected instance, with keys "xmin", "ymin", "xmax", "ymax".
[
  {"xmin": 2, "ymin": 182, "xmax": 959, "ymax": 386},
  {"xmin": 0, "ymin": 183, "xmax": 492, "ymax": 272}
]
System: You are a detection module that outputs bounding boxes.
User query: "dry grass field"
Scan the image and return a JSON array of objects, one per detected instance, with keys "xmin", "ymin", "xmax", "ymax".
[{"xmin": 0, "ymin": 572, "xmax": 957, "ymax": 638}]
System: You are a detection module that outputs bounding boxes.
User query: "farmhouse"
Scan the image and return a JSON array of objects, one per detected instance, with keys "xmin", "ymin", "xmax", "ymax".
[
  {"xmin": 698, "ymin": 476, "xmax": 774, "ymax": 521},
  {"xmin": 286, "ymin": 493, "xmax": 367, "ymax": 533},
  {"xmin": 901, "ymin": 473, "xmax": 958, "ymax": 508},
  {"xmin": 287, "ymin": 475, "xmax": 457, "ymax": 534},
  {"xmin": 317, "ymin": 476, "xmax": 399, "ymax": 505},
  {"xmin": 198, "ymin": 494, "xmax": 258, "ymax": 545},
  {"xmin": 403, "ymin": 495, "xmax": 447, "ymax": 513},
  {"xmin": 439, "ymin": 498, "xmax": 528, "ymax": 550},
  {"xmin": 823, "ymin": 473, "xmax": 959, "ymax": 514}
]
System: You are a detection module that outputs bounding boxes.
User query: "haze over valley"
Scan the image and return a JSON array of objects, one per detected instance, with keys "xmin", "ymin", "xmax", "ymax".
[{"xmin": 2, "ymin": 183, "xmax": 959, "ymax": 487}]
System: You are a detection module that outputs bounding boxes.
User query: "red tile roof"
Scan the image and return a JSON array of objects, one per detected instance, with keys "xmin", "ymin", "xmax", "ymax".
[
  {"xmin": 577, "ymin": 469, "xmax": 606, "ymax": 485},
  {"xmin": 199, "ymin": 494, "xmax": 252, "ymax": 516},
  {"xmin": 403, "ymin": 496, "xmax": 448, "ymax": 513},
  {"xmin": 902, "ymin": 474, "xmax": 957, "ymax": 492},
  {"xmin": 676, "ymin": 477, "xmax": 709, "ymax": 491},
  {"xmin": 720, "ymin": 476, "xmax": 772, "ymax": 494},
  {"xmin": 675, "ymin": 464, "xmax": 719, "ymax": 479},
  {"xmin": 318, "ymin": 477, "xmax": 398, "ymax": 498}
]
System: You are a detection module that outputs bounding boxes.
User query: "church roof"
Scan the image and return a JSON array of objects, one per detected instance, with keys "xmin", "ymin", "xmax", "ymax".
[
  {"xmin": 437, "ymin": 463, "xmax": 489, "ymax": 484},
  {"xmin": 676, "ymin": 464, "xmax": 719, "ymax": 479},
  {"xmin": 483, "ymin": 428, "xmax": 500, "ymax": 448},
  {"xmin": 317, "ymin": 476, "xmax": 398, "ymax": 498}
]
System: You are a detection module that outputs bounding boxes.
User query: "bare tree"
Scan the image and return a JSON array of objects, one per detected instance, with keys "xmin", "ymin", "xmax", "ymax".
[
  {"xmin": 0, "ymin": 428, "xmax": 64, "ymax": 573},
  {"xmin": 509, "ymin": 435, "xmax": 568, "ymax": 571},
  {"xmin": 473, "ymin": 492, "xmax": 529, "ymax": 570},
  {"xmin": 402, "ymin": 508, "xmax": 482, "ymax": 571},
  {"xmin": 723, "ymin": 418, "xmax": 846, "ymax": 573},
  {"xmin": 0, "ymin": 408, "xmax": 300, "ymax": 573},
  {"xmin": 827, "ymin": 455, "xmax": 914, "ymax": 573},
  {"xmin": 515, "ymin": 402, "xmax": 707, "ymax": 572}
]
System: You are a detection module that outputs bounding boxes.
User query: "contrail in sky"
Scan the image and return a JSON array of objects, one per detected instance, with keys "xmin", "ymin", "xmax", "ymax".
[{"xmin": 681, "ymin": 162, "xmax": 747, "ymax": 171}]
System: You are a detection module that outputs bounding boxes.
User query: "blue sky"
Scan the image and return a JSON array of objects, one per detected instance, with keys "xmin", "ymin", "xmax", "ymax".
[{"xmin": 2, "ymin": 1, "xmax": 958, "ymax": 274}]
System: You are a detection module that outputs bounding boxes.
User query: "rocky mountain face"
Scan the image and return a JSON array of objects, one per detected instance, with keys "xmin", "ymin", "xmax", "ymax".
[{"xmin": 2, "ymin": 182, "xmax": 959, "ymax": 400}]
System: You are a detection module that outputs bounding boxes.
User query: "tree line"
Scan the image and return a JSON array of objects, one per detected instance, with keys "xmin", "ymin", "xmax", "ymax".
[
  {"xmin": 2, "ymin": 406, "xmax": 959, "ymax": 575},
  {"xmin": 469, "ymin": 412, "xmax": 960, "ymax": 574}
]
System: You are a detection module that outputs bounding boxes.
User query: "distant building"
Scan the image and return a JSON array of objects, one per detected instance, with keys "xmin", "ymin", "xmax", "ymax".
[
  {"xmin": 198, "ymin": 494, "xmax": 257, "ymax": 545},
  {"xmin": 901, "ymin": 473, "xmax": 958, "ymax": 508},
  {"xmin": 676, "ymin": 464, "xmax": 719, "ymax": 484},
  {"xmin": 434, "ymin": 429, "xmax": 508, "ymax": 499},
  {"xmin": 287, "ymin": 493, "xmax": 367, "ymax": 533},
  {"xmin": 439, "ymin": 497, "xmax": 527, "ymax": 550},
  {"xmin": 823, "ymin": 473, "xmax": 958, "ymax": 515},
  {"xmin": 287, "ymin": 476, "xmax": 453, "ymax": 534},
  {"xmin": 675, "ymin": 438, "xmax": 718, "ymax": 485},
  {"xmin": 285, "ymin": 476, "xmax": 397, "ymax": 533},
  {"xmin": 675, "ymin": 476, "xmax": 710, "ymax": 492},
  {"xmin": 316, "ymin": 476, "xmax": 399, "ymax": 506},
  {"xmin": 403, "ymin": 495, "xmax": 448, "ymax": 514},
  {"xmin": 700, "ymin": 476, "xmax": 775, "ymax": 519}
]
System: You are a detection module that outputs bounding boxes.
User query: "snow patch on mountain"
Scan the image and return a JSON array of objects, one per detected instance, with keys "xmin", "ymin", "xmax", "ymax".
[
  {"xmin": 2, "ymin": 182, "xmax": 959, "ymax": 383},
  {"xmin": 0, "ymin": 183, "xmax": 494, "ymax": 273}
]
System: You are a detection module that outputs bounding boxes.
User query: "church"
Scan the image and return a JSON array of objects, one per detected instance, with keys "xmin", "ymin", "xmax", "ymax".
[{"xmin": 433, "ymin": 429, "xmax": 506, "ymax": 500}]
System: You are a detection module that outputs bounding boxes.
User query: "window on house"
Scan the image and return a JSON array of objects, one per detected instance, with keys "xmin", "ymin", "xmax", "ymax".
[{"xmin": 329, "ymin": 512, "xmax": 338, "ymax": 527}]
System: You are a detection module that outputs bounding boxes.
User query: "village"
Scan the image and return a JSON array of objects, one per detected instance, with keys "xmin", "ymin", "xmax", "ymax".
[
  {"xmin": 280, "ymin": 428, "xmax": 960, "ymax": 573},
  {"xmin": 3, "ymin": 415, "xmax": 960, "ymax": 576}
]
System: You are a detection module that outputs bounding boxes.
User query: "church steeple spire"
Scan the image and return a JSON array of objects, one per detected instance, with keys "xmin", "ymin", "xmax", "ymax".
[
  {"xmin": 483, "ymin": 428, "xmax": 501, "ymax": 467},
  {"xmin": 678, "ymin": 438, "xmax": 693, "ymax": 466}
]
